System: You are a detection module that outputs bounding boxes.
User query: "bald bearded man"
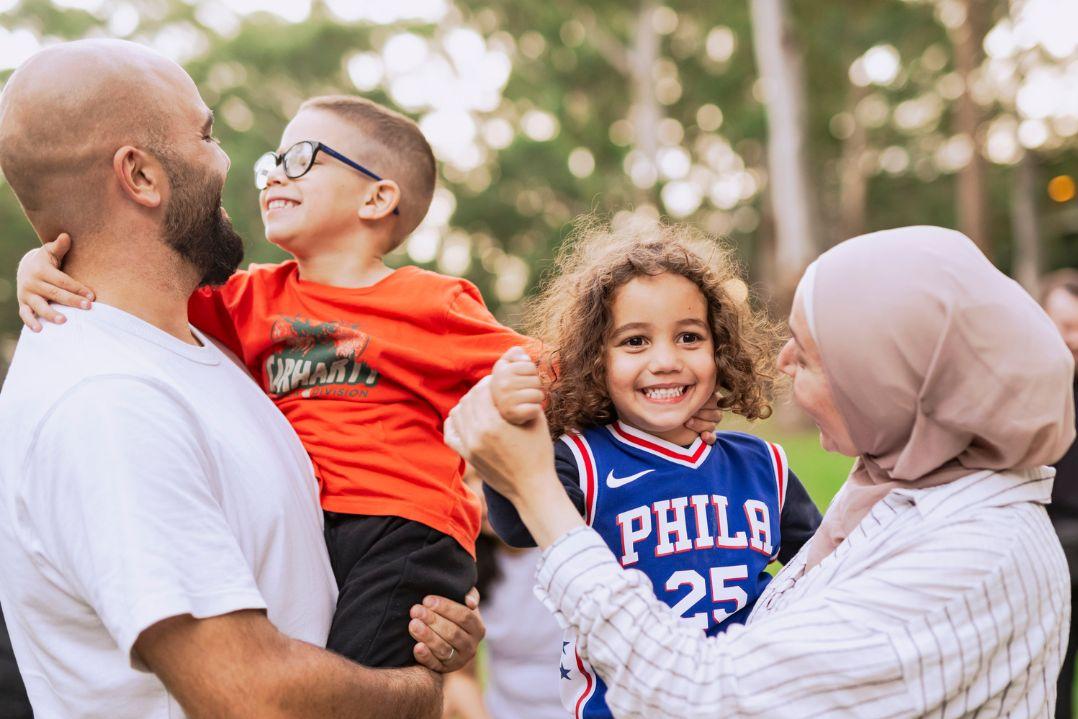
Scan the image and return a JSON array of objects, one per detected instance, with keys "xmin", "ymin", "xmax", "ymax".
[{"xmin": 0, "ymin": 40, "xmax": 459, "ymax": 718}]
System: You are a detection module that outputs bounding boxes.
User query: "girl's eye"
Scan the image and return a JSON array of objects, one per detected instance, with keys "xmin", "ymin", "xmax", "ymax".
[
  {"xmin": 621, "ymin": 336, "xmax": 647, "ymax": 347},
  {"xmin": 678, "ymin": 332, "xmax": 704, "ymax": 344}
]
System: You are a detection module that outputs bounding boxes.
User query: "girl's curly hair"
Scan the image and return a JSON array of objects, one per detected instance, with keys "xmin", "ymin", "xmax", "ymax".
[{"xmin": 526, "ymin": 216, "xmax": 780, "ymax": 438}]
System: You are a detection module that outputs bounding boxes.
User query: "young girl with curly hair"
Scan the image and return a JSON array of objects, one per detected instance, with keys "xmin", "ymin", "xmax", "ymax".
[{"xmin": 484, "ymin": 217, "xmax": 822, "ymax": 719}]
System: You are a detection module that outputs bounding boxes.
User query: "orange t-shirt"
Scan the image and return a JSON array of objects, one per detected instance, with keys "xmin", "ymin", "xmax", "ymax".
[{"xmin": 188, "ymin": 261, "xmax": 527, "ymax": 556}]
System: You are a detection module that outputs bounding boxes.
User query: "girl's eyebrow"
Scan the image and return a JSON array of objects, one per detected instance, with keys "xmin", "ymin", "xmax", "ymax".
[
  {"xmin": 610, "ymin": 321, "xmax": 650, "ymax": 336},
  {"xmin": 676, "ymin": 318, "xmax": 709, "ymax": 328}
]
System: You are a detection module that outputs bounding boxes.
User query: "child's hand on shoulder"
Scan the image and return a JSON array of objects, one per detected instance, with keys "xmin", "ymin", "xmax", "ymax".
[
  {"xmin": 16, "ymin": 233, "xmax": 95, "ymax": 332},
  {"xmin": 684, "ymin": 392, "xmax": 724, "ymax": 445},
  {"xmin": 491, "ymin": 346, "xmax": 543, "ymax": 425}
]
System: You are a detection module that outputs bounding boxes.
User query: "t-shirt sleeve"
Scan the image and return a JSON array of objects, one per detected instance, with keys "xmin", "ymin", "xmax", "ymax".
[
  {"xmin": 188, "ymin": 283, "xmax": 245, "ymax": 359},
  {"xmin": 777, "ymin": 468, "xmax": 823, "ymax": 565},
  {"xmin": 21, "ymin": 376, "xmax": 267, "ymax": 668},
  {"xmin": 443, "ymin": 283, "xmax": 532, "ymax": 386},
  {"xmin": 483, "ymin": 439, "xmax": 586, "ymax": 548}
]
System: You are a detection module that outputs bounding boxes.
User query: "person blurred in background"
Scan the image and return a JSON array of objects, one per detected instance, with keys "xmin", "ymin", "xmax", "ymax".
[
  {"xmin": 442, "ymin": 475, "xmax": 565, "ymax": 719},
  {"xmin": 1041, "ymin": 268, "xmax": 1078, "ymax": 719}
]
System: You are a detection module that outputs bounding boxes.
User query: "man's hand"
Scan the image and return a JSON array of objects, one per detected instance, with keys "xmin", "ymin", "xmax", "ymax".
[
  {"xmin": 490, "ymin": 346, "xmax": 544, "ymax": 425},
  {"xmin": 409, "ymin": 588, "xmax": 484, "ymax": 673},
  {"xmin": 16, "ymin": 233, "xmax": 94, "ymax": 331},
  {"xmin": 684, "ymin": 391, "xmax": 724, "ymax": 445}
]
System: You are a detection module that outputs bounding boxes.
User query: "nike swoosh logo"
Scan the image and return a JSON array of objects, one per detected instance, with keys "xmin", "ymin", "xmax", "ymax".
[{"xmin": 606, "ymin": 469, "xmax": 655, "ymax": 488}]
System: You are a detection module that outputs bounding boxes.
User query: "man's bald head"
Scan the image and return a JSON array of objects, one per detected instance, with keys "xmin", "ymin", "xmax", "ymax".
[{"xmin": 0, "ymin": 39, "xmax": 208, "ymax": 237}]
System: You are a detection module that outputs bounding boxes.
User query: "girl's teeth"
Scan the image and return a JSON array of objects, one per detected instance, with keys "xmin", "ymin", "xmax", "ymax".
[{"xmin": 644, "ymin": 387, "xmax": 685, "ymax": 400}]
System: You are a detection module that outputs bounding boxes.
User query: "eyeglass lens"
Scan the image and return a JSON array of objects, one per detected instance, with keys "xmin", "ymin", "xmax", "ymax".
[{"xmin": 254, "ymin": 142, "xmax": 317, "ymax": 189}]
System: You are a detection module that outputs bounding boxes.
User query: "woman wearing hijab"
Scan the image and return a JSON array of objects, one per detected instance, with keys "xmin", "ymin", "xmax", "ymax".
[{"xmin": 445, "ymin": 226, "xmax": 1076, "ymax": 718}]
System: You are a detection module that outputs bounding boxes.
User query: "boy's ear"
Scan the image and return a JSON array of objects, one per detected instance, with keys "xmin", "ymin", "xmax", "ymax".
[
  {"xmin": 112, "ymin": 146, "xmax": 166, "ymax": 209},
  {"xmin": 357, "ymin": 179, "xmax": 401, "ymax": 221}
]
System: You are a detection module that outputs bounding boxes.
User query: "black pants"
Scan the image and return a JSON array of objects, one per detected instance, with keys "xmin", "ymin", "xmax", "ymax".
[{"xmin": 323, "ymin": 513, "xmax": 476, "ymax": 668}]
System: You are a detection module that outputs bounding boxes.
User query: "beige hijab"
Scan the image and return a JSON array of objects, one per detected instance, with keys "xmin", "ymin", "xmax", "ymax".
[{"xmin": 802, "ymin": 226, "xmax": 1076, "ymax": 570}]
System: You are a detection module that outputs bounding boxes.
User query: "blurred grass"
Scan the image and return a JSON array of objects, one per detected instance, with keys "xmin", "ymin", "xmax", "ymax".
[
  {"xmin": 767, "ymin": 429, "xmax": 852, "ymax": 510},
  {"xmin": 726, "ymin": 417, "xmax": 853, "ymax": 511}
]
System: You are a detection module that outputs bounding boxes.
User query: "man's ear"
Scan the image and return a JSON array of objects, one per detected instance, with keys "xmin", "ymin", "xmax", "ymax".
[
  {"xmin": 112, "ymin": 146, "xmax": 165, "ymax": 209},
  {"xmin": 357, "ymin": 179, "xmax": 401, "ymax": 221}
]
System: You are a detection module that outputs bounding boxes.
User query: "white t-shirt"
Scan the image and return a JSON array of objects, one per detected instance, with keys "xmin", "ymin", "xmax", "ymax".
[
  {"xmin": 483, "ymin": 548, "xmax": 566, "ymax": 719},
  {"xmin": 0, "ymin": 303, "xmax": 337, "ymax": 718}
]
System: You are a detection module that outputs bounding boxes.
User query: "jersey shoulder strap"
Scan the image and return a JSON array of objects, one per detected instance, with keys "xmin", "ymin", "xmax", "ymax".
[
  {"xmin": 713, "ymin": 431, "xmax": 789, "ymax": 511},
  {"xmin": 557, "ymin": 431, "xmax": 600, "ymax": 525}
]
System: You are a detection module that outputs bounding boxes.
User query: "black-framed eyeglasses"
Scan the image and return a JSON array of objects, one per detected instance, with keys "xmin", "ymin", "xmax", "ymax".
[{"xmin": 254, "ymin": 140, "xmax": 399, "ymax": 215}]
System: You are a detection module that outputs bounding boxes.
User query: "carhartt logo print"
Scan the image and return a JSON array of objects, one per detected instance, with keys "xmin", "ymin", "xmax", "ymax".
[{"xmin": 264, "ymin": 316, "xmax": 380, "ymax": 398}]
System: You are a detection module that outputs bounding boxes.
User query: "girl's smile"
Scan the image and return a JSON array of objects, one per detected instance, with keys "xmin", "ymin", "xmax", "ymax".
[{"xmin": 604, "ymin": 272, "xmax": 718, "ymax": 445}]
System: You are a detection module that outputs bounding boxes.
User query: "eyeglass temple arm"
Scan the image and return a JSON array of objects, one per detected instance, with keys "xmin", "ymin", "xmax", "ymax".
[{"xmin": 319, "ymin": 145, "xmax": 401, "ymax": 216}]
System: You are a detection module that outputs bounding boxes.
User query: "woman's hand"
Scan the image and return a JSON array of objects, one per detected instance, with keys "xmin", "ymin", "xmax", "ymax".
[
  {"xmin": 409, "ymin": 588, "xmax": 484, "ymax": 673},
  {"xmin": 17, "ymin": 233, "xmax": 94, "ymax": 331}
]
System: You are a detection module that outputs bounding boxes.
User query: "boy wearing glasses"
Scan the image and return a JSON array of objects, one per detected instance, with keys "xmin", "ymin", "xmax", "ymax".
[
  {"xmin": 40, "ymin": 95, "xmax": 526, "ymax": 669},
  {"xmin": 219, "ymin": 95, "xmax": 527, "ymax": 667}
]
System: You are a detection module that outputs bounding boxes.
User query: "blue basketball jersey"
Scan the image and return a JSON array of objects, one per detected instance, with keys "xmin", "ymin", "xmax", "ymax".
[{"xmin": 556, "ymin": 421, "xmax": 788, "ymax": 719}]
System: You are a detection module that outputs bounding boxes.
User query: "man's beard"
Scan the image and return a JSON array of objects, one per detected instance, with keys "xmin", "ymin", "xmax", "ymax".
[{"xmin": 158, "ymin": 152, "xmax": 245, "ymax": 287}]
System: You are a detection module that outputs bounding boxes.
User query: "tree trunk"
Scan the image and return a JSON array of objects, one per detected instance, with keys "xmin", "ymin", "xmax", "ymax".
[
  {"xmin": 1012, "ymin": 152, "xmax": 1042, "ymax": 296},
  {"xmin": 838, "ymin": 86, "xmax": 869, "ymax": 244},
  {"xmin": 951, "ymin": 0, "xmax": 991, "ymax": 258},
  {"xmin": 629, "ymin": 0, "xmax": 661, "ymax": 203},
  {"xmin": 750, "ymin": 0, "xmax": 819, "ymax": 303}
]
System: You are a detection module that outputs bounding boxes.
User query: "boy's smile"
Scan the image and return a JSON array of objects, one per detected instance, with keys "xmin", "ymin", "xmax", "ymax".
[
  {"xmin": 259, "ymin": 109, "xmax": 380, "ymax": 254},
  {"xmin": 604, "ymin": 272, "xmax": 718, "ymax": 445}
]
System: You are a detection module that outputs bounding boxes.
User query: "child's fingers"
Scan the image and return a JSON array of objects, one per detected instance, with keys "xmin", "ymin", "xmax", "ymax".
[
  {"xmin": 18, "ymin": 304, "xmax": 43, "ymax": 333},
  {"xmin": 44, "ymin": 232, "xmax": 73, "ymax": 263},
  {"xmin": 26, "ymin": 294, "xmax": 66, "ymax": 325},
  {"xmin": 501, "ymin": 361, "xmax": 539, "ymax": 381},
  {"xmin": 682, "ymin": 414, "xmax": 722, "ymax": 435},
  {"xmin": 464, "ymin": 587, "xmax": 480, "ymax": 609},
  {"xmin": 43, "ymin": 265, "xmax": 93, "ymax": 301},
  {"xmin": 504, "ymin": 388, "xmax": 544, "ymax": 407},
  {"xmin": 494, "ymin": 376, "xmax": 543, "ymax": 399},
  {"xmin": 500, "ymin": 345, "xmax": 530, "ymax": 362},
  {"xmin": 501, "ymin": 404, "xmax": 543, "ymax": 424},
  {"xmin": 31, "ymin": 277, "xmax": 91, "ymax": 310}
]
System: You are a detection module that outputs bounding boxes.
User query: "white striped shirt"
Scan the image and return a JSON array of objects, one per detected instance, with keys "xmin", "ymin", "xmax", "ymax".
[{"xmin": 535, "ymin": 467, "xmax": 1069, "ymax": 718}]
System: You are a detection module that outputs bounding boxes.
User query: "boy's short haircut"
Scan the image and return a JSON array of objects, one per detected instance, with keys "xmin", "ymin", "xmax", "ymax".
[{"xmin": 300, "ymin": 95, "xmax": 436, "ymax": 249}]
